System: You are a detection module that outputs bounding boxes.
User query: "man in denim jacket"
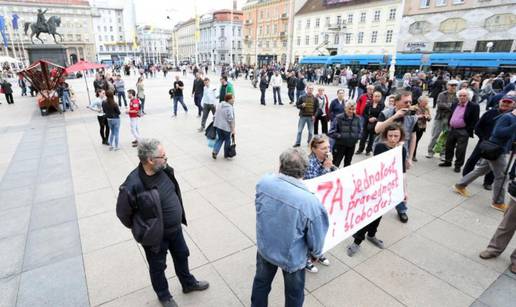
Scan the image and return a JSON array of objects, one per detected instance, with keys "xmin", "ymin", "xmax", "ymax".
[{"xmin": 251, "ymin": 148, "xmax": 329, "ymax": 307}]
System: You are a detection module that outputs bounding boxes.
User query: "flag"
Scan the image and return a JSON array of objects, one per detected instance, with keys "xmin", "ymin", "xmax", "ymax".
[
  {"xmin": 12, "ymin": 14, "xmax": 19, "ymax": 30},
  {"xmin": 132, "ymin": 31, "xmax": 138, "ymax": 50},
  {"xmin": 0, "ymin": 16, "xmax": 8, "ymax": 48}
]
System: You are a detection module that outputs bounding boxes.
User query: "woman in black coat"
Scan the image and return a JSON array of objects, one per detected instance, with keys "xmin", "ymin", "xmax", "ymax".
[{"xmin": 430, "ymin": 76, "xmax": 446, "ymax": 108}]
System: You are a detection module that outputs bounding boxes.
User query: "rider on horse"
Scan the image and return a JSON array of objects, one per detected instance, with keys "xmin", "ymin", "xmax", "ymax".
[{"xmin": 37, "ymin": 9, "xmax": 48, "ymax": 32}]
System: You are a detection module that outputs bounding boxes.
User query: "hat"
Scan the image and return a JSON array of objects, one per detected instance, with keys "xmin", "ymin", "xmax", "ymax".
[
  {"xmin": 447, "ymin": 80, "xmax": 459, "ymax": 86},
  {"xmin": 500, "ymin": 94, "xmax": 516, "ymax": 103}
]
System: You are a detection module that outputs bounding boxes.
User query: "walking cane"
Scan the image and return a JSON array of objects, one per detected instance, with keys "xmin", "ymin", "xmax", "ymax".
[{"xmin": 494, "ymin": 141, "xmax": 516, "ymax": 203}]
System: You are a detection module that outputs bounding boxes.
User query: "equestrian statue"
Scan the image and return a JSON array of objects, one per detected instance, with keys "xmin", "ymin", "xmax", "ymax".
[{"xmin": 24, "ymin": 9, "xmax": 63, "ymax": 44}]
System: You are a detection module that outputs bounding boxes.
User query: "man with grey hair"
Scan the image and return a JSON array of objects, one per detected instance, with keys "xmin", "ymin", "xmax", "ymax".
[
  {"xmin": 116, "ymin": 138, "xmax": 209, "ymax": 307},
  {"xmin": 251, "ymin": 148, "xmax": 329, "ymax": 307},
  {"xmin": 439, "ymin": 89, "xmax": 479, "ymax": 173}
]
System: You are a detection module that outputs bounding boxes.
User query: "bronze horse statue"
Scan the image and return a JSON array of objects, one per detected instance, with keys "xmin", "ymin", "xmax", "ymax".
[{"xmin": 24, "ymin": 16, "xmax": 63, "ymax": 44}]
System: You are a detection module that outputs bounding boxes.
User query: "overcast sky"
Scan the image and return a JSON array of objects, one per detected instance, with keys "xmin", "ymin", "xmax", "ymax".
[{"xmin": 134, "ymin": 0, "xmax": 247, "ymax": 29}]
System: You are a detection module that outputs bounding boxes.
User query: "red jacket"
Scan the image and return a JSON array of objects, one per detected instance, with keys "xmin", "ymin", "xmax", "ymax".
[
  {"xmin": 356, "ymin": 93, "xmax": 371, "ymax": 116},
  {"xmin": 129, "ymin": 98, "xmax": 140, "ymax": 118}
]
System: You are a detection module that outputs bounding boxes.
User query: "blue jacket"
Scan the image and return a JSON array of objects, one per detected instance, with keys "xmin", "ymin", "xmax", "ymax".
[
  {"xmin": 255, "ymin": 173, "xmax": 329, "ymax": 273},
  {"xmin": 490, "ymin": 112, "xmax": 516, "ymax": 154}
]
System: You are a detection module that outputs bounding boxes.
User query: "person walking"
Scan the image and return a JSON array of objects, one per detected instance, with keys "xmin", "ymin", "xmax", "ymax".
[
  {"xmin": 136, "ymin": 77, "xmax": 146, "ymax": 115},
  {"xmin": 293, "ymin": 84, "xmax": 318, "ymax": 147},
  {"xmin": 347, "ymin": 123, "xmax": 407, "ymax": 257},
  {"xmin": 103, "ymin": 92, "xmax": 121, "ymax": 151},
  {"xmin": 426, "ymin": 80, "xmax": 459, "ymax": 159},
  {"xmin": 251, "ymin": 148, "xmax": 329, "ymax": 307},
  {"xmin": 303, "ymin": 135, "xmax": 335, "ymax": 273},
  {"xmin": 329, "ymin": 89, "xmax": 346, "ymax": 123},
  {"xmin": 270, "ymin": 71, "xmax": 283, "ymax": 105},
  {"xmin": 87, "ymin": 89, "xmax": 109, "ymax": 145},
  {"xmin": 127, "ymin": 89, "xmax": 141, "ymax": 147},
  {"xmin": 59, "ymin": 82, "xmax": 73, "ymax": 112},
  {"xmin": 18, "ymin": 75, "xmax": 27, "ymax": 96},
  {"xmin": 438, "ymin": 89, "xmax": 480, "ymax": 173},
  {"xmin": 219, "ymin": 76, "xmax": 234, "ymax": 102},
  {"xmin": 192, "ymin": 73, "xmax": 204, "ymax": 117},
  {"xmin": 114, "ymin": 74, "xmax": 127, "ymax": 108},
  {"xmin": 198, "ymin": 77, "xmax": 218, "ymax": 132},
  {"xmin": 348, "ymin": 74, "xmax": 358, "ymax": 100},
  {"xmin": 172, "ymin": 75, "xmax": 188, "ymax": 117},
  {"xmin": 454, "ymin": 97, "xmax": 516, "ymax": 212},
  {"xmin": 478, "ymin": 180, "xmax": 516, "ymax": 274},
  {"xmin": 295, "ymin": 72, "xmax": 307, "ymax": 102},
  {"xmin": 287, "ymin": 71, "xmax": 297, "ymax": 104},
  {"xmin": 1, "ymin": 79, "xmax": 14, "ymax": 104},
  {"xmin": 314, "ymin": 87, "xmax": 329, "ymax": 135},
  {"xmin": 259, "ymin": 73, "xmax": 269, "ymax": 106},
  {"xmin": 212, "ymin": 94, "xmax": 236, "ymax": 159},
  {"xmin": 412, "ymin": 96, "xmax": 432, "ymax": 162},
  {"xmin": 356, "ymin": 91, "xmax": 384, "ymax": 155},
  {"xmin": 116, "ymin": 138, "xmax": 210, "ymax": 307},
  {"xmin": 329, "ymin": 102, "xmax": 362, "ymax": 167}
]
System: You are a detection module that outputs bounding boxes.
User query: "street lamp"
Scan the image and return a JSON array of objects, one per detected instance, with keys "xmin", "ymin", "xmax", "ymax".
[{"xmin": 486, "ymin": 41, "xmax": 494, "ymax": 53}]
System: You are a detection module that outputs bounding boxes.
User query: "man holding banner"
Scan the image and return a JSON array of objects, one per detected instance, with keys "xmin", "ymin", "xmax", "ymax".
[{"xmin": 251, "ymin": 148, "xmax": 329, "ymax": 307}]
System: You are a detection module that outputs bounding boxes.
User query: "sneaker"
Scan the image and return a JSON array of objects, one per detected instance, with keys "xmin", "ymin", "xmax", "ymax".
[
  {"xmin": 425, "ymin": 153, "xmax": 434, "ymax": 159},
  {"xmin": 182, "ymin": 280, "xmax": 209, "ymax": 293},
  {"xmin": 114, "ymin": 147, "xmax": 120, "ymax": 151},
  {"xmin": 483, "ymin": 184, "xmax": 492, "ymax": 191},
  {"xmin": 453, "ymin": 184, "xmax": 470, "ymax": 197},
  {"xmin": 318, "ymin": 255, "xmax": 330, "ymax": 266},
  {"xmin": 438, "ymin": 162, "xmax": 452, "ymax": 167},
  {"xmin": 212, "ymin": 152, "xmax": 217, "ymax": 160},
  {"xmin": 398, "ymin": 212, "xmax": 408, "ymax": 223},
  {"xmin": 198, "ymin": 127, "xmax": 204, "ymax": 132},
  {"xmin": 131, "ymin": 140, "xmax": 138, "ymax": 144},
  {"xmin": 412, "ymin": 157, "xmax": 418, "ymax": 162},
  {"xmin": 293, "ymin": 144, "xmax": 300, "ymax": 148},
  {"xmin": 365, "ymin": 152, "xmax": 371, "ymax": 156},
  {"xmin": 479, "ymin": 250, "xmax": 498, "ymax": 260},
  {"xmin": 347, "ymin": 243, "xmax": 360, "ymax": 257},
  {"xmin": 491, "ymin": 203, "xmax": 508, "ymax": 212},
  {"xmin": 454, "ymin": 166, "xmax": 461, "ymax": 173},
  {"xmin": 440, "ymin": 156, "xmax": 446, "ymax": 162},
  {"xmin": 366, "ymin": 236, "xmax": 385, "ymax": 249},
  {"xmin": 160, "ymin": 298, "xmax": 178, "ymax": 307},
  {"xmin": 305, "ymin": 261, "xmax": 318, "ymax": 273},
  {"xmin": 109, "ymin": 146, "xmax": 114, "ymax": 151},
  {"xmin": 355, "ymin": 150, "xmax": 363, "ymax": 155}
]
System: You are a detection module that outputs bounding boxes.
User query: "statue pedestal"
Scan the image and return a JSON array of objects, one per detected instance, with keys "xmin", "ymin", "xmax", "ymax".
[{"xmin": 26, "ymin": 44, "xmax": 67, "ymax": 67}]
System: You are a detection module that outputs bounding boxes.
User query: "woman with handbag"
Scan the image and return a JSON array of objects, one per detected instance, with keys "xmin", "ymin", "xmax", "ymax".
[
  {"xmin": 212, "ymin": 93, "xmax": 236, "ymax": 160},
  {"xmin": 356, "ymin": 91, "xmax": 384, "ymax": 155},
  {"xmin": 454, "ymin": 98, "xmax": 516, "ymax": 212}
]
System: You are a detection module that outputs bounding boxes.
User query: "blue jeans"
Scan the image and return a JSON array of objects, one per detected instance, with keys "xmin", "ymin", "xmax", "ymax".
[
  {"xmin": 213, "ymin": 128, "xmax": 231, "ymax": 157},
  {"xmin": 107, "ymin": 118, "xmax": 120, "ymax": 148},
  {"xmin": 251, "ymin": 252, "xmax": 305, "ymax": 307},
  {"xmin": 295, "ymin": 116, "xmax": 313, "ymax": 146},
  {"xmin": 173, "ymin": 96, "xmax": 188, "ymax": 115},
  {"xmin": 62, "ymin": 92, "xmax": 72, "ymax": 111},
  {"xmin": 117, "ymin": 91, "xmax": 127, "ymax": 107}
]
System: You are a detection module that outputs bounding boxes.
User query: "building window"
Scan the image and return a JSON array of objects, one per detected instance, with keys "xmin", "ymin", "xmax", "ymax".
[
  {"xmin": 420, "ymin": 0, "xmax": 430, "ymax": 8},
  {"xmin": 259, "ymin": 26, "xmax": 262, "ymax": 35},
  {"xmin": 475, "ymin": 40, "xmax": 513, "ymax": 52},
  {"xmin": 347, "ymin": 14, "xmax": 353, "ymax": 24},
  {"xmin": 297, "ymin": 20, "xmax": 301, "ymax": 30},
  {"xmin": 104, "ymin": 26, "xmax": 107, "ymax": 31},
  {"xmin": 452, "ymin": 0, "xmax": 464, "ymax": 4},
  {"xmin": 314, "ymin": 35, "xmax": 319, "ymax": 45},
  {"xmin": 389, "ymin": 8, "xmax": 396, "ymax": 20},
  {"xmin": 325, "ymin": 16, "xmax": 330, "ymax": 26},
  {"xmin": 297, "ymin": 36, "xmax": 301, "ymax": 46},
  {"xmin": 99, "ymin": 35, "xmax": 102, "ymax": 41},
  {"xmin": 221, "ymin": 26, "xmax": 225, "ymax": 37},
  {"xmin": 100, "ymin": 45, "xmax": 104, "ymax": 51},
  {"xmin": 360, "ymin": 12, "xmax": 366, "ymax": 23},
  {"xmin": 110, "ymin": 35, "xmax": 114, "ymax": 41},
  {"xmin": 266, "ymin": 25, "xmax": 270, "ymax": 34},
  {"xmin": 371, "ymin": 31, "xmax": 377, "ymax": 43},
  {"xmin": 345, "ymin": 33, "xmax": 351, "ymax": 44},
  {"xmin": 357, "ymin": 32, "xmax": 364, "ymax": 44},
  {"xmin": 110, "ymin": 26, "xmax": 113, "ymax": 32},
  {"xmin": 97, "ymin": 25, "xmax": 100, "ymax": 31},
  {"xmin": 119, "ymin": 35, "xmax": 123, "ymax": 41},
  {"xmin": 373, "ymin": 10, "xmax": 380, "ymax": 22},
  {"xmin": 118, "ymin": 26, "xmax": 122, "ymax": 32},
  {"xmin": 336, "ymin": 15, "xmax": 342, "ymax": 25},
  {"xmin": 324, "ymin": 34, "xmax": 329, "ymax": 43},
  {"xmin": 273, "ymin": 40, "xmax": 276, "ymax": 48},
  {"xmin": 334, "ymin": 34, "xmax": 339, "ymax": 44},
  {"xmin": 283, "ymin": 40, "xmax": 287, "ymax": 47},
  {"xmin": 436, "ymin": 0, "xmax": 447, "ymax": 6},
  {"xmin": 315, "ymin": 18, "xmax": 320, "ymax": 27},
  {"xmin": 386, "ymin": 30, "xmax": 393, "ymax": 43},
  {"xmin": 265, "ymin": 40, "xmax": 269, "ymax": 48},
  {"xmin": 306, "ymin": 19, "xmax": 310, "ymax": 29},
  {"xmin": 434, "ymin": 41, "xmax": 463, "ymax": 52},
  {"xmin": 305, "ymin": 35, "xmax": 310, "ymax": 45}
]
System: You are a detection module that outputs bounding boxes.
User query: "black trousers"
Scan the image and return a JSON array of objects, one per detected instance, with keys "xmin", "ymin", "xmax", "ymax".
[
  {"xmin": 143, "ymin": 228, "xmax": 197, "ymax": 301},
  {"xmin": 358, "ymin": 127, "xmax": 376, "ymax": 153},
  {"xmin": 413, "ymin": 126, "xmax": 425, "ymax": 159},
  {"xmin": 314, "ymin": 115, "xmax": 328, "ymax": 135},
  {"xmin": 444, "ymin": 128, "xmax": 469, "ymax": 167},
  {"xmin": 97, "ymin": 115, "xmax": 110, "ymax": 143},
  {"xmin": 353, "ymin": 217, "xmax": 382, "ymax": 245},
  {"xmin": 288, "ymin": 88, "xmax": 295, "ymax": 103},
  {"xmin": 332, "ymin": 143, "xmax": 356, "ymax": 167},
  {"xmin": 260, "ymin": 88, "xmax": 266, "ymax": 105},
  {"xmin": 4, "ymin": 93, "xmax": 14, "ymax": 104},
  {"xmin": 194, "ymin": 94, "xmax": 203, "ymax": 116},
  {"xmin": 463, "ymin": 141, "xmax": 494, "ymax": 185}
]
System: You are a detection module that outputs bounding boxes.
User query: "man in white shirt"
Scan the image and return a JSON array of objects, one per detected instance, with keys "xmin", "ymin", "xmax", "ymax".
[
  {"xmin": 270, "ymin": 71, "xmax": 284, "ymax": 105},
  {"xmin": 198, "ymin": 78, "xmax": 218, "ymax": 132}
]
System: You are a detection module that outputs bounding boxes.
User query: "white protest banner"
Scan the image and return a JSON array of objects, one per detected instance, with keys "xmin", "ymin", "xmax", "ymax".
[{"xmin": 304, "ymin": 146, "xmax": 404, "ymax": 253}]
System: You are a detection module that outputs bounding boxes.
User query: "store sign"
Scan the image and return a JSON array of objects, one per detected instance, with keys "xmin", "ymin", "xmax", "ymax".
[{"xmin": 406, "ymin": 42, "xmax": 429, "ymax": 52}]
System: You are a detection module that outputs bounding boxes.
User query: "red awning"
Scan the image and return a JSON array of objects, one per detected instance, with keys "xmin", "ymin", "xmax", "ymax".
[{"xmin": 65, "ymin": 60, "xmax": 106, "ymax": 73}]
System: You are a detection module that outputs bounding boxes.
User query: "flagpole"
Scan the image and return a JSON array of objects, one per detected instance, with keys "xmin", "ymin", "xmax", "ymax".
[{"xmin": 5, "ymin": 13, "xmax": 19, "ymax": 63}]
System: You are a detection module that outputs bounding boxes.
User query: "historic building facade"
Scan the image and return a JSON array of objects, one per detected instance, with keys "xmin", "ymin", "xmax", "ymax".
[
  {"xmin": 0, "ymin": 0, "xmax": 96, "ymax": 64},
  {"xmin": 199, "ymin": 10, "xmax": 243, "ymax": 65},
  {"xmin": 399, "ymin": 0, "xmax": 516, "ymax": 53}
]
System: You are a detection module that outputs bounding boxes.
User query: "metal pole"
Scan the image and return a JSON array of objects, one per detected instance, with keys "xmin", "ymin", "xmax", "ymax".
[
  {"xmin": 286, "ymin": 0, "xmax": 294, "ymax": 66},
  {"xmin": 389, "ymin": 0, "xmax": 405, "ymax": 81},
  {"xmin": 230, "ymin": 2, "xmax": 234, "ymax": 67}
]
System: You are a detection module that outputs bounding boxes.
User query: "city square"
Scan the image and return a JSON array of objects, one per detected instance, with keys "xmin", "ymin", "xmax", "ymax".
[{"xmin": 0, "ymin": 72, "xmax": 515, "ymax": 307}]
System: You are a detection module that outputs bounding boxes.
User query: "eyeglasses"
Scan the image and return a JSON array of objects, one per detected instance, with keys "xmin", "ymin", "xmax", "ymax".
[{"xmin": 152, "ymin": 155, "xmax": 168, "ymax": 160}]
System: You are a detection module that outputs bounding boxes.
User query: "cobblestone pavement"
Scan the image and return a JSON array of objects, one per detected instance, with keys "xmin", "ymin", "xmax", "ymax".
[{"xmin": 0, "ymin": 71, "xmax": 515, "ymax": 307}]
